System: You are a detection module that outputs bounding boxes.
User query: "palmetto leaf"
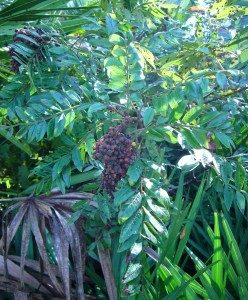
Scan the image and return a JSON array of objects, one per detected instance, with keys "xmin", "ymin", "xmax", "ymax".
[
  {"xmin": 3, "ymin": 201, "xmax": 22, "ymax": 218},
  {"xmin": 0, "ymin": 191, "xmax": 93, "ymax": 298},
  {"xmin": 5, "ymin": 203, "xmax": 28, "ymax": 251},
  {"xmin": 0, "ymin": 0, "xmax": 98, "ymax": 27},
  {"xmin": 8, "ymin": 255, "xmax": 73, "ymax": 278},
  {"xmin": 55, "ymin": 209, "xmax": 85, "ymax": 299},
  {"xmin": 50, "ymin": 214, "xmax": 70, "ymax": 299},
  {"xmin": 28, "ymin": 204, "xmax": 63, "ymax": 294},
  {"xmin": 0, "ymin": 255, "xmax": 49, "ymax": 293},
  {"xmin": 0, "ymin": 0, "xmax": 50, "ymax": 16},
  {"xmin": 20, "ymin": 214, "xmax": 31, "ymax": 287}
]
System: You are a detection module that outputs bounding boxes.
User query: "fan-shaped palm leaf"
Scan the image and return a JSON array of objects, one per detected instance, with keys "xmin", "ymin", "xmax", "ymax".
[{"xmin": 1, "ymin": 191, "xmax": 94, "ymax": 299}]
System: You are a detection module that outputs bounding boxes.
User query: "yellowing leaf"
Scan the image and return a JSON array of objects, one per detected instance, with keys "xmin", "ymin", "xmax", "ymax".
[
  {"xmin": 136, "ymin": 45, "xmax": 156, "ymax": 69},
  {"xmin": 159, "ymin": 69, "xmax": 182, "ymax": 81}
]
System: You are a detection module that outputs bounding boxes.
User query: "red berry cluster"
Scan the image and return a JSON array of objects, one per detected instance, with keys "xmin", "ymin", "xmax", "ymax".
[
  {"xmin": 9, "ymin": 27, "xmax": 50, "ymax": 73},
  {"xmin": 94, "ymin": 118, "xmax": 137, "ymax": 194}
]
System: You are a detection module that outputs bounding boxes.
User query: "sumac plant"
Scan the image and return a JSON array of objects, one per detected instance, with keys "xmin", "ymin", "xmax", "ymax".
[{"xmin": 0, "ymin": 0, "xmax": 248, "ymax": 299}]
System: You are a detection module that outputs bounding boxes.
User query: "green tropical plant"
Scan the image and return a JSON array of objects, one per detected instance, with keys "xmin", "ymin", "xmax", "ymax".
[{"xmin": 0, "ymin": 0, "xmax": 247, "ymax": 299}]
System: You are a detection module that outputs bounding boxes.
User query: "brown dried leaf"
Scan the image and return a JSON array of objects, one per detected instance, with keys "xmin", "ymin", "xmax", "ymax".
[
  {"xmin": 6, "ymin": 204, "xmax": 28, "ymax": 251},
  {"xmin": 20, "ymin": 214, "xmax": 31, "ymax": 287},
  {"xmin": 55, "ymin": 210, "xmax": 85, "ymax": 300},
  {"xmin": 35, "ymin": 201, "xmax": 53, "ymax": 217},
  {"xmin": 0, "ymin": 256, "xmax": 49, "ymax": 293},
  {"xmin": 50, "ymin": 215, "xmax": 70, "ymax": 300},
  {"xmin": 3, "ymin": 202, "xmax": 22, "ymax": 218},
  {"xmin": 51, "ymin": 192, "xmax": 94, "ymax": 199},
  {"xmin": 46, "ymin": 199, "xmax": 79, "ymax": 206},
  {"xmin": 28, "ymin": 205, "xmax": 63, "ymax": 294}
]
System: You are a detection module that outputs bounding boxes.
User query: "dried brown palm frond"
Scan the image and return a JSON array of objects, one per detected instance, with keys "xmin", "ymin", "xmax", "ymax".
[
  {"xmin": 0, "ymin": 191, "xmax": 94, "ymax": 300},
  {"xmin": 0, "ymin": 256, "xmax": 49, "ymax": 294}
]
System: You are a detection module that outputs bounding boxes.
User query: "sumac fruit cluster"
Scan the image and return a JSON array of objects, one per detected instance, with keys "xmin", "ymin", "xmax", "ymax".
[
  {"xmin": 9, "ymin": 27, "xmax": 50, "ymax": 73},
  {"xmin": 94, "ymin": 118, "xmax": 137, "ymax": 194}
]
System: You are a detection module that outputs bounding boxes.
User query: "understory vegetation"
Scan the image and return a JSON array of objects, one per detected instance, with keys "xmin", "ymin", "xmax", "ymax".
[{"xmin": 0, "ymin": 0, "xmax": 247, "ymax": 299}]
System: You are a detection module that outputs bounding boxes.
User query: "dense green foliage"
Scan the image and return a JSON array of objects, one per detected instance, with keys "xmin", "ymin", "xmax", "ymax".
[{"xmin": 0, "ymin": 0, "xmax": 247, "ymax": 299}]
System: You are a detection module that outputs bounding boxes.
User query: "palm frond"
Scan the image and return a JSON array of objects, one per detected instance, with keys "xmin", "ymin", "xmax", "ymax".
[{"xmin": 1, "ymin": 190, "xmax": 93, "ymax": 298}]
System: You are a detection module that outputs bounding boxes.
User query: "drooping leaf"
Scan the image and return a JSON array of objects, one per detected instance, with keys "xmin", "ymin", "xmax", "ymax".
[
  {"xmin": 5, "ymin": 204, "xmax": 28, "ymax": 251},
  {"xmin": 29, "ymin": 204, "xmax": 63, "ymax": 294},
  {"xmin": 50, "ymin": 216, "xmax": 70, "ymax": 300},
  {"xmin": 20, "ymin": 215, "xmax": 31, "ymax": 287}
]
